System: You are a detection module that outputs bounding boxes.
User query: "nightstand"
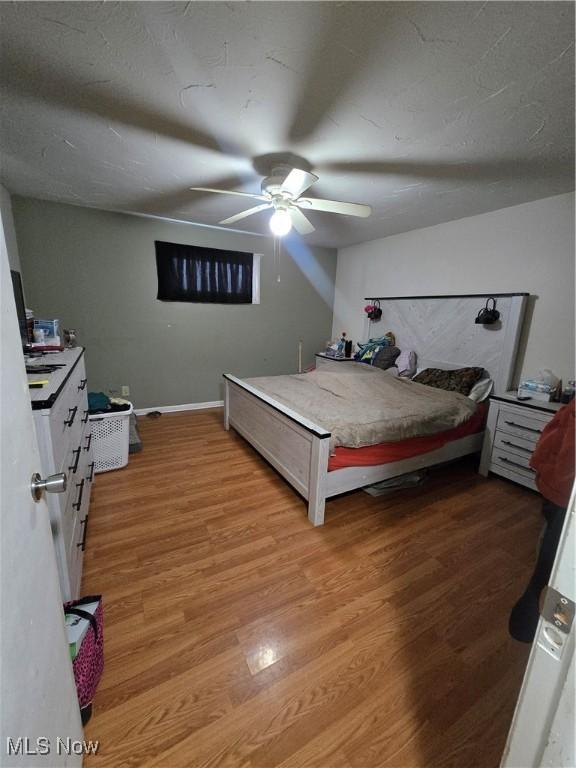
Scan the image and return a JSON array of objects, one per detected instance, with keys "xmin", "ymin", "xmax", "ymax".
[
  {"xmin": 315, "ymin": 352, "xmax": 357, "ymax": 370},
  {"xmin": 479, "ymin": 392, "xmax": 563, "ymax": 491}
]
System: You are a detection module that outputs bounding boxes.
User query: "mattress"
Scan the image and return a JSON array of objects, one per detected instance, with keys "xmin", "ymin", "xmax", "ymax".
[
  {"xmin": 328, "ymin": 403, "xmax": 487, "ymax": 471},
  {"xmin": 245, "ymin": 364, "xmax": 478, "ymax": 452}
]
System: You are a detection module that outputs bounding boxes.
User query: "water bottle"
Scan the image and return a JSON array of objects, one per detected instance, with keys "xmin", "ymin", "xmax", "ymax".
[{"xmin": 561, "ymin": 380, "xmax": 575, "ymax": 404}]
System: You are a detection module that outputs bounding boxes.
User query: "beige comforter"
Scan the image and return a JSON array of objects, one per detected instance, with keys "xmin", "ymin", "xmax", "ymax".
[{"xmin": 245, "ymin": 363, "xmax": 477, "ymax": 451}]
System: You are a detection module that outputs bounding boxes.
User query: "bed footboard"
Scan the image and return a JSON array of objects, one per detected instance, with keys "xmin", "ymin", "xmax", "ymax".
[{"xmin": 224, "ymin": 376, "xmax": 331, "ymax": 525}]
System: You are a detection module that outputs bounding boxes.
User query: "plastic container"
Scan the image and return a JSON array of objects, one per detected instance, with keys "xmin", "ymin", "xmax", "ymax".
[{"xmin": 88, "ymin": 404, "xmax": 133, "ymax": 473}]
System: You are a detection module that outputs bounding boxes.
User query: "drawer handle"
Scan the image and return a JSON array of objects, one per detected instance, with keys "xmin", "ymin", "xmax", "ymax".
[
  {"xmin": 78, "ymin": 378, "xmax": 88, "ymax": 391},
  {"xmin": 77, "ymin": 515, "xmax": 88, "ymax": 551},
  {"xmin": 73, "ymin": 479, "xmax": 85, "ymax": 511},
  {"xmin": 499, "ymin": 456, "xmax": 536, "ymax": 473},
  {"xmin": 84, "ymin": 433, "xmax": 93, "ymax": 452},
  {"xmin": 82, "ymin": 409, "xmax": 89, "ymax": 424},
  {"xmin": 501, "ymin": 440, "xmax": 533, "ymax": 454},
  {"xmin": 504, "ymin": 420, "xmax": 542, "ymax": 434},
  {"xmin": 69, "ymin": 446, "xmax": 81, "ymax": 474},
  {"xmin": 64, "ymin": 406, "xmax": 78, "ymax": 428},
  {"xmin": 87, "ymin": 461, "xmax": 95, "ymax": 483}
]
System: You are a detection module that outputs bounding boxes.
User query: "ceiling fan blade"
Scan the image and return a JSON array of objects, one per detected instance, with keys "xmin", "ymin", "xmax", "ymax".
[
  {"xmin": 220, "ymin": 203, "xmax": 271, "ymax": 226},
  {"xmin": 286, "ymin": 4, "xmax": 389, "ymax": 144},
  {"xmin": 0, "ymin": 46, "xmax": 245, "ymax": 158},
  {"xmin": 297, "ymin": 198, "xmax": 371, "ymax": 218},
  {"xmin": 281, "ymin": 169, "xmax": 319, "ymax": 199},
  {"xmin": 289, "ymin": 207, "xmax": 316, "ymax": 235},
  {"xmin": 190, "ymin": 187, "xmax": 267, "ymax": 201},
  {"xmin": 320, "ymin": 158, "xmax": 574, "ymax": 182}
]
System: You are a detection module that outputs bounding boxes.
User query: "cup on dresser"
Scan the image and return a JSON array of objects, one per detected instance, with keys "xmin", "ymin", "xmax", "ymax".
[{"xmin": 63, "ymin": 329, "xmax": 78, "ymax": 348}]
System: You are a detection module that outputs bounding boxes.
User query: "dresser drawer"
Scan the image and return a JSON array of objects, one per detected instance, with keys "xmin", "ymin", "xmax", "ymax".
[
  {"xmin": 493, "ymin": 431, "xmax": 536, "ymax": 460},
  {"xmin": 67, "ymin": 467, "xmax": 91, "ymax": 601},
  {"xmin": 491, "ymin": 446, "xmax": 537, "ymax": 478},
  {"xmin": 48, "ymin": 359, "xmax": 88, "ymax": 470},
  {"xmin": 490, "ymin": 446, "xmax": 539, "ymax": 491},
  {"xmin": 63, "ymin": 447, "xmax": 93, "ymax": 552},
  {"xmin": 496, "ymin": 407, "xmax": 549, "ymax": 443}
]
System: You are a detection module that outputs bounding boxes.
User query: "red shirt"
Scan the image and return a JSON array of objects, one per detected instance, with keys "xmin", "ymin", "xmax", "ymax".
[{"xmin": 530, "ymin": 400, "xmax": 575, "ymax": 507}]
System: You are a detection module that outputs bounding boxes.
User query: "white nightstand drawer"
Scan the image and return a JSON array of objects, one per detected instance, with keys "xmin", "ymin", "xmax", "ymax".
[
  {"xmin": 496, "ymin": 407, "xmax": 547, "ymax": 442},
  {"xmin": 494, "ymin": 432, "xmax": 536, "ymax": 459},
  {"xmin": 489, "ymin": 462, "xmax": 538, "ymax": 492},
  {"xmin": 491, "ymin": 447, "xmax": 537, "ymax": 479}
]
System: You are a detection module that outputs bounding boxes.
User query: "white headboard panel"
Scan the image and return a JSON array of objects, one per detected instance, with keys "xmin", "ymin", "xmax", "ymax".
[{"xmin": 365, "ymin": 293, "xmax": 528, "ymax": 395}]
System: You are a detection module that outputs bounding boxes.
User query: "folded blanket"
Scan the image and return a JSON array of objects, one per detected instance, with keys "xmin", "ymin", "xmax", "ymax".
[{"xmin": 246, "ymin": 363, "xmax": 477, "ymax": 452}]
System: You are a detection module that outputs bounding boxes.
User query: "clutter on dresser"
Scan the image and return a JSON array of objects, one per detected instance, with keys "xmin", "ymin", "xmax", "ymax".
[
  {"xmin": 30, "ymin": 318, "xmax": 63, "ymax": 351},
  {"xmin": 325, "ymin": 331, "xmax": 354, "ymax": 359},
  {"xmin": 518, "ymin": 369, "xmax": 561, "ymax": 402},
  {"xmin": 561, "ymin": 380, "xmax": 575, "ymax": 404},
  {"xmin": 63, "ymin": 328, "xmax": 78, "ymax": 348}
]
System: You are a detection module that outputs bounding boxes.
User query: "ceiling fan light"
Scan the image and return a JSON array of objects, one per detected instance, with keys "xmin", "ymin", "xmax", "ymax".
[{"xmin": 269, "ymin": 209, "xmax": 292, "ymax": 237}]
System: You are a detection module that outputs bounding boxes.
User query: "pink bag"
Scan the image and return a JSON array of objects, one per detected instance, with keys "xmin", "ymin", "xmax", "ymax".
[{"xmin": 64, "ymin": 595, "xmax": 104, "ymax": 721}]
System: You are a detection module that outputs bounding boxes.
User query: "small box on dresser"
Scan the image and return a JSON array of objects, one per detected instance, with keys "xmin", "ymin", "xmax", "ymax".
[
  {"xmin": 30, "ymin": 348, "xmax": 94, "ymax": 601},
  {"xmin": 479, "ymin": 392, "xmax": 563, "ymax": 491}
]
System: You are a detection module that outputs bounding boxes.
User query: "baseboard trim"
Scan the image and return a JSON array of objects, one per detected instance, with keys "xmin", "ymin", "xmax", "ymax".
[{"xmin": 134, "ymin": 401, "xmax": 224, "ymax": 416}]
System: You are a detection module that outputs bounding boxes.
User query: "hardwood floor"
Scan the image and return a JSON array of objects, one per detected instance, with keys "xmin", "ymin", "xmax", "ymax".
[{"xmin": 83, "ymin": 409, "xmax": 541, "ymax": 768}]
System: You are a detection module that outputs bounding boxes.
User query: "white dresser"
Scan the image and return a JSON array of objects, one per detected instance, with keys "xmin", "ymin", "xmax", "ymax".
[
  {"xmin": 29, "ymin": 348, "xmax": 94, "ymax": 601},
  {"xmin": 479, "ymin": 392, "xmax": 562, "ymax": 491}
]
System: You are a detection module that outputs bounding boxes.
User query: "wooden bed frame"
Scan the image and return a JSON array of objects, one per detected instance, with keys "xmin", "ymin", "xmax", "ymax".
[
  {"xmin": 223, "ymin": 293, "xmax": 528, "ymax": 526},
  {"xmin": 223, "ymin": 373, "xmax": 483, "ymax": 525}
]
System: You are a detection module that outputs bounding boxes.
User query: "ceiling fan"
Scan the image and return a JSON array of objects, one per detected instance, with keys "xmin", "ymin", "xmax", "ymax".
[{"xmin": 190, "ymin": 165, "xmax": 371, "ymax": 237}]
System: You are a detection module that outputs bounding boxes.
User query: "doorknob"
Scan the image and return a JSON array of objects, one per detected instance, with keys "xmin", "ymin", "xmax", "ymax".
[{"xmin": 30, "ymin": 472, "xmax": 67, "ymax": 502}]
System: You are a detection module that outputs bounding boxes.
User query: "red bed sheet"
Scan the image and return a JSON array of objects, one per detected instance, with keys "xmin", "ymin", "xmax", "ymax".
[{"xmin": 328, "ymin": 403, "xmax": 487, "ymax": 471}]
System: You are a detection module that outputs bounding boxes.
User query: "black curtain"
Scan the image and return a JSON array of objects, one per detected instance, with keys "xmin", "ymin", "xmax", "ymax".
[{"xmin": 155, "ymin": 241, "xmax": 253, "ymax": 303}]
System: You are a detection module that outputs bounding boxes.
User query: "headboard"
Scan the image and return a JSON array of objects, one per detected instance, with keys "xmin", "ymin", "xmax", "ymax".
[{"xmin": 364, "ymin": 293, "xmax": 528, "ymax": 395}]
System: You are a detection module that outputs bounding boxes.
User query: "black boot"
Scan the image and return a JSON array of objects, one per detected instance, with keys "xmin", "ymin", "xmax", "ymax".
[{"xmin": 509, "ymin": 500, "xmax": 567, "ymax": 643}]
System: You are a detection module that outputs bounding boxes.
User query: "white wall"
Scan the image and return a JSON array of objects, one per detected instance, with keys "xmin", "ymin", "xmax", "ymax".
[
  {"xmin": 333, "ymin": 192, "xmax": 575, "ymax": 385},
  {"xmin": 0, "ymin": 184, "xmax": 21, "ymax": 273}
]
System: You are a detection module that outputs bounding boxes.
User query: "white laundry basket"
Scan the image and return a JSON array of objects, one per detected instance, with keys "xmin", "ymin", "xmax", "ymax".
[{"xmin": 89, "ymin": 404, "xmax": 133, "ymax": 473}]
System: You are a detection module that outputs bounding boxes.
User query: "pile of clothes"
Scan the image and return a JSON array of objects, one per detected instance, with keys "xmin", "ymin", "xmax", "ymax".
[
  {"xmin": 88, "ymin": 392, "xmax": 131, "ymax": 415},
  {"xmin": 354, "ymin": 332, "xmax": 396, "ymax": 364}
]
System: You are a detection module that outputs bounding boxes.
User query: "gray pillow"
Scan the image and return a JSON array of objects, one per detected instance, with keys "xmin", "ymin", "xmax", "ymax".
[{"xmin": 373, "ymin": 345, "xmax": 401, "ymax": 370}]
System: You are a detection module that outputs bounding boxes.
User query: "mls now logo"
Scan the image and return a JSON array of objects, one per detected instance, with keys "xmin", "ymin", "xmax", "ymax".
[{"xmin": 6, "ymin": 737, "xmax": 99, "ymax": 756}]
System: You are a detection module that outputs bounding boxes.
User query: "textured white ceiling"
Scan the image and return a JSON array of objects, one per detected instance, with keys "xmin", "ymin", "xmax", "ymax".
[{"xmin": 0, "ymin": 1, "xmax": 574, "ymax": 248}]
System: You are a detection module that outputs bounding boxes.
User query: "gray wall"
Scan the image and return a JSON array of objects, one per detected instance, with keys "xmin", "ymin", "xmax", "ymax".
[
  {"xmin": 1, "ymin": 184, "xmax": 22, "ymax": 273},
  {"xmin": 14, "ymin": 197, "xmax": 337, "ymax": 408},
  {"xmin": 333, "ymin": 192, "xmax": 575, "ymax": 385}
]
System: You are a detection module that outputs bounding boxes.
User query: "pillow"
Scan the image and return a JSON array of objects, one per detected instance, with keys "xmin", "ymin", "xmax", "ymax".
[
  {"xmin": 412, "ymin": 366, "xmax": 484, "ymax": 396},
  {"xmin": 373, "ymin": 345, "xmax": 401, "ymax": 370},
  {"xmin": 468, "ymin": 377, "xmax": 494, "ymax": 402},
  {"xmin": 396, "ymin": 349, "xmax": 417, "ymax": 378}
]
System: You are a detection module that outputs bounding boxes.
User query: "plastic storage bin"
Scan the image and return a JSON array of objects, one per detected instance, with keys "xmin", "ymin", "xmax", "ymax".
[{"xmin": 88, "ymin": 404, "xmax": 133, "ymax": 473}]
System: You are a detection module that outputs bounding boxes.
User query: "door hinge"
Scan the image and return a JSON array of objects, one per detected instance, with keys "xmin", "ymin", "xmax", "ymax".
[{"xmin": 541, "ymin": 586, "xmax": 574, "ymax": 635}]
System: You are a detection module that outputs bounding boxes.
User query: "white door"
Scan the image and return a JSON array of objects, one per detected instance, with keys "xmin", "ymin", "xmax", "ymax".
[
  {"xmin": 501, "ymin": 485, "xmax": 575, "ymax": 768},
  {"xmin": 0, "ymin": 217, "xmax": 83, "ymax": 764}
]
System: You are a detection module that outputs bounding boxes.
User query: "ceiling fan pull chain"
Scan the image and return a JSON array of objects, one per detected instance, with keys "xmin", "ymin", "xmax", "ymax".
[
  {"xmin": 278, "ymin": 239, "xmax": 282, "ymax": 284},
  {"xmin": 273, "ymin": 235, "xmax": 281, "ymax": 284}
]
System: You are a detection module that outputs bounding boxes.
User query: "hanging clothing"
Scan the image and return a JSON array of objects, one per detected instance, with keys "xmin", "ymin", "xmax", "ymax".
[{"xmin": 530, "ymin": 399, "xmax": 575, "ymax": 507}]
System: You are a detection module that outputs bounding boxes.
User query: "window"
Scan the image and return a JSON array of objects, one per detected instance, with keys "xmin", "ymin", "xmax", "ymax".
[{"xmin": 155, "ymin": 241, "xmax": 255, "ymax": 304}]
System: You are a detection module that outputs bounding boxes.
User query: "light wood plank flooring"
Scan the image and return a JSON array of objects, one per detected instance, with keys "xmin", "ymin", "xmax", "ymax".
[{"xmin": 83, "ymin": 409, "xmax": 541, "ymax": 768}]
